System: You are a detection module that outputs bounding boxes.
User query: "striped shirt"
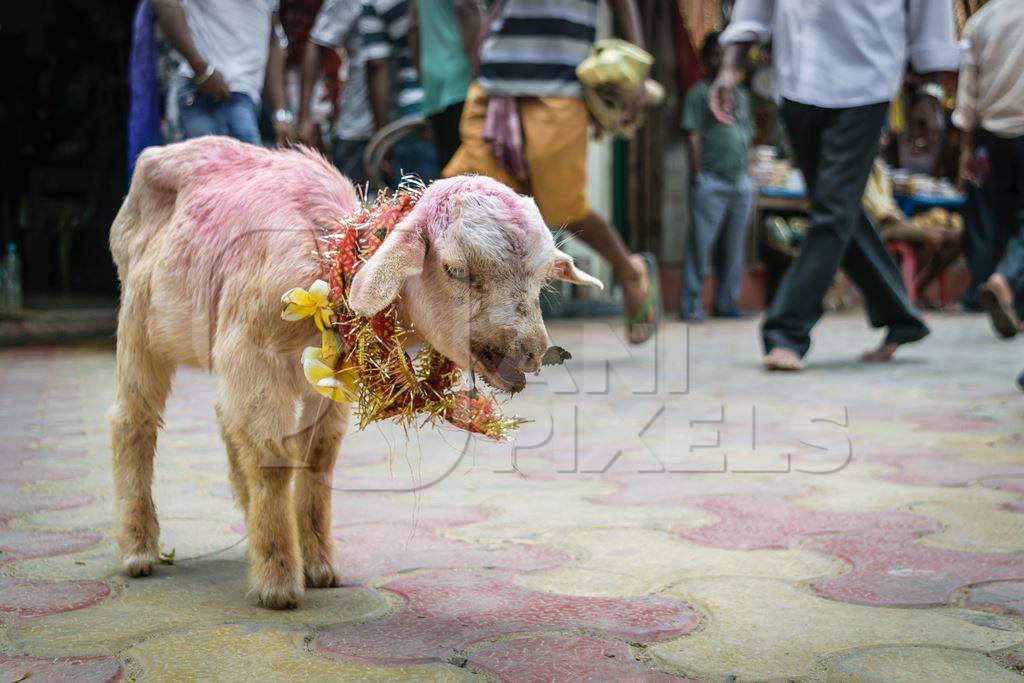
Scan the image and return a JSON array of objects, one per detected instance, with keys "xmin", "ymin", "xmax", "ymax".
[
  {"xmin": 360, "ymin": 0, "xmax": 424, "ymax": 117},
  {"xmin": 478, "ymin": 0, "xmax": 598, "ymax": 99}
]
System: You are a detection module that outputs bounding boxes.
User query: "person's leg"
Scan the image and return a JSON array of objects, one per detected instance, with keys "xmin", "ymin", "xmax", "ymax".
[
  {"xmin": 715, "ymin": 175, "xmax": 756, "ymax": 314},
  {"xmin": 761, "ymin": 101, "xmax": 888, "ymax": 363},
  {"xmin": 520, "ymin": 95, "xmax": 654, "ymax": 342},
  {"xmin": 331, "ymin": 136, "xmax": 370, "ymax": 187},
  {"xmin": 841, "ymin": 211, "xmax": 929, "ymax": 360},
  {"xmin": 224, "ymin": 93, "xmax": 262, "ymax": 145},
  {"xmin": 430, "ymin": 102, "xmax": 465, "ymax": 169},
  {"xmin": 979, "ymin": 132, "xmax": 1024, "ymax": 337},
  {"xmin": 682, "ymin": 173, "xmax": 729, "ymax": 319},
  {"xmin": 960, "ymin": 185, "xmax": 996, "ymax": 309},
  {"xmin": 992, "ymin": 134, "xmax": 1024, "ymax": 285}
]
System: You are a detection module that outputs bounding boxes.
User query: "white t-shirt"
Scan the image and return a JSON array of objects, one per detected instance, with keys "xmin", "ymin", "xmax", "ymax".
[{"xmin": 179, "ymin": 0, "xmax": 279, "ymax": 105}]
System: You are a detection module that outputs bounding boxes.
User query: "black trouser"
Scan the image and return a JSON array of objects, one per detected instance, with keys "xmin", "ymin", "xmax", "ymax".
[
  {"xmin": 430, "ymin": 101, "xmax": 465, "ymax": 169},
  {"xmin": 960, "ymin": 184, "xmax": 999, "ymax": 309},
  {"xmin": 762, "ymin": 100, "xmax": 929, "ymax": 357},
  {"xmin": 983, "ymin": 130, "xmax": 1024, "ymax": 292}
]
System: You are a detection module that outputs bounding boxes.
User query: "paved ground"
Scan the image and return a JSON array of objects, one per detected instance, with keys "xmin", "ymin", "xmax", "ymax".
[{"xmin": 1, "ymin": 312, "xmax": 1023, "ymax": 682}]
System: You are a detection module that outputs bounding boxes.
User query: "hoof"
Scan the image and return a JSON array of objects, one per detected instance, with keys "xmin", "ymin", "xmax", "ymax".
[
  {"xmin": 256, "ymin": 584, "xmax": 302, "ymax": 610},
  {"xmin": 305, "ymin": 560, "xmax": 342, "ymax": 588},
  {"xmin": 123, "ymin": 552, "xmax": 158, "ymax": 578}
]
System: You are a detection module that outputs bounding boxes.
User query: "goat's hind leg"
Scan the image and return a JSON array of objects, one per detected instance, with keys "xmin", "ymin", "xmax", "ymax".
[{"xmin": 109, "ymin": 318, "xmax": 173, "ymax": 577}]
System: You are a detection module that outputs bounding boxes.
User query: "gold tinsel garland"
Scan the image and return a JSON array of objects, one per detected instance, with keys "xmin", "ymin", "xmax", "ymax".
[{"xmin": 281, "ymin": 180, "xmax": 521, "ymax": 441}]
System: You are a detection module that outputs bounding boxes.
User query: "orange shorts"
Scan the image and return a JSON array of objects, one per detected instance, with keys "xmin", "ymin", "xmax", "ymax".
[{"xmin": 442, "ymin": 83, "xmax": 591, "ymax": 227}]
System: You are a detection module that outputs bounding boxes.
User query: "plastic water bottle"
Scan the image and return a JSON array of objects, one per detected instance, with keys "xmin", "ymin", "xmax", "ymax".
[{"xmin": 4, "ymin": 243, "xmax": 22, "ymax": 313}]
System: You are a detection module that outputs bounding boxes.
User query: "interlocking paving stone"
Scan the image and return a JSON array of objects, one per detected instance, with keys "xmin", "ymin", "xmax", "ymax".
[
  {"xmin": 0, "ymin": 653, "xmax": 122, "ymax": 683},
  {"xmin": 123, "ymin": 623, "xmax": 473, "ymax": 682},
  {"xmin": 468, "ymin": 635, "xmax": 691, "ymax": 682},
  {"xmin": 2, "ymin": 317, "xmax": 1023, "ymax": 681},
  {"xmin": 964, "ymin": 581, "xmax": 1024, "ymax": 616},
  {"xmin": 519, "ymin": 527, "xmax": 841, "ymax": 596},
  {"xmin": 0, "ymin": 575, "xmax": 110, "ymax": 617},
  {"xmin": 314, "ymin": 570, "xmax": 699, "ymax": 664},
  {"xmin": 809, "ymin": 529, "xmax": 1024, "ymax": 606},
  {"xmin": 646, "ymin": 577, "xmax": 1024, "ymax": 681},
  {"xmin": 677, "ymin": 493, "xmax": 937, "ymax": 550},
  {"xmin": 822, "ymin": 646, "xmax": 1022, "ymax": 682}
]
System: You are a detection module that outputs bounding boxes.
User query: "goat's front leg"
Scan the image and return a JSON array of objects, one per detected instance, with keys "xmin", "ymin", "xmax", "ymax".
[
  {"xmin": 217, "ymin": 359, "xmax": 305, "ymax": 609},
  {"xmin": 295, "ymin": 397, "xmax": 348, "ymax": 588},
  {"xmin": 238, "ymin": 438, "xmax": 303, "ymax": 608}
]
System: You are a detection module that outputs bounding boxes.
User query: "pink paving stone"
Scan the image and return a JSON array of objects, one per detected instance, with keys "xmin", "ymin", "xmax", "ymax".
[
  {"xmin": 314, "ymin": 570, "xmax": 699, "ymax": 665},
  {"xmin": 468, "ymin": 635, "xmax": 692, "ymax": 682},
  {"xmin": 0, "ymin": 654, "xmax": 122, "ymax": 683},
  {"xmin": 0, "ymin": 525, "xmax": 103, "ymax": 562},
  {"xmin": 0, "ymin": 464, "xmax": 90, "ymax": 484},
  {"xmin": 982, "ymin": 475, "xmax": 1024, "ymax": 495},
  {"xmin": 808, "ymin": 530, "xmax": 1024, "ymax": 606},
  {"xmin": 964, "ymin": 582, "xmax": 1024, "ymax": 616},
  {"xmin": 0, "ymin": 483, "xmax": 95, "ymax": 520},
  {"xmin": 1004, "ymin": 501, "xmax": 1024, "ymax": 514},
  {"xmin": 0, "ymin": 576, "xmax": 110, "ymax": 617},
  {"xmin": 590, "ymin": 474, "xmax": 808, "ymax": 508},
  {"xmin": 678, "ymin": 494, "xmax": 938, "ymax": 550},
  {"xmin": 333, "ymin": 522, "xmax": 569, "ymax": 584}
]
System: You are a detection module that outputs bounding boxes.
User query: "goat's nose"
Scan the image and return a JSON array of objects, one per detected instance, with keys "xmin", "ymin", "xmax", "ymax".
[{"xmin": 516, "ymin": 341, "xmax": 544, "ymax": 373}]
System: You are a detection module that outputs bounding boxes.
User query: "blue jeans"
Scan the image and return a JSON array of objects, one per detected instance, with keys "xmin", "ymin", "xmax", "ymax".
[
  {"xmin": 681, "ymin": 172, "xmax": 755, "ymax": 318},
  {"xmin": 178, "ymin": 86, "xmax": 261, "ymax": 145}
]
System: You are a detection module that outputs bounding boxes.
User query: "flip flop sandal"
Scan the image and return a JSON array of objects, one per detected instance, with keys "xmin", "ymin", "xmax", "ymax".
[
  {"xmin": 625, "ymin": 252, "xmax": 661, "ymax": 345},
  {"xmin": 977, "ymin": 283, "xmax": 1020, "ymax": 339}
]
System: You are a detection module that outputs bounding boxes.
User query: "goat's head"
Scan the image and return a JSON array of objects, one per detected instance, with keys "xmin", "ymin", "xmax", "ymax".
[{"xmin": 348, "ymin": 176, "xmax": 601, "ymax": 392}]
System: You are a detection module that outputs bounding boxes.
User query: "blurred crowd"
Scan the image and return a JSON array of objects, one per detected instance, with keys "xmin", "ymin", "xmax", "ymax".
[{"xmin": 128, "ymin": 0, "xmax": 1024, "ymax": 380}]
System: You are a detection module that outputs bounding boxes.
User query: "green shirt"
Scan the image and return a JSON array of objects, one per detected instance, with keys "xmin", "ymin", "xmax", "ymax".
[
  {"xmin": 681, "ymin": 80, "xmax": 753, "ymax": 183},
  {"xmin": 416, "ymin": 0, "xmax": 472, "ymax": 117}
]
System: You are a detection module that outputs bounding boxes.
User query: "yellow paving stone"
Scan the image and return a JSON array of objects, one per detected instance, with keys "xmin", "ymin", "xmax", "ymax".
[
  {"xmin": 4, "ymin": 560, "xmax": 390, "ymax": 656},
  {"xmin": 822, "ymin": 646, "xmax": 1022, "ymax": 682},
  {"xmin": 519, "ymin": 528, "xmax": 843, "ymax": 596},
  {"xmin": 794, "ymin": 476, "xmax": 1015, "ymax": 513},
  {"xmin": 645, "ymin": 577, "xmax": 1024, "ymax": 681},
  {"xmin": 443, "ymin": 490, "xmax": 712, "ymax": 543},
  {"xmin": 123, "ymin": 623, "xmax": 473, "ymax": 682},
  {"xmin": 909, "ymin": 501, "xmax": 1024, "ymax": 553}
]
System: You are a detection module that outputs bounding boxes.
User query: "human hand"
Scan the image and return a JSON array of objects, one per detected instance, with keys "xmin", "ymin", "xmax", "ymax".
[
  {"xmin": 297, "ymin": 118, "xmax": 320, "ymax": 148},
  {"xmin": 709, "ymin": 67, "xmax": 738, "ymax": 126},
  {"xmin": 274, "ymin": 120, "xmax": 295, "ymax": 147},
  {"xmin": 196, "ymin": 68, "xmax": 231, "ymax": 101},
  {"xmin": 957, "ymin": 147, "xmax": 979, "ymax": 191}
]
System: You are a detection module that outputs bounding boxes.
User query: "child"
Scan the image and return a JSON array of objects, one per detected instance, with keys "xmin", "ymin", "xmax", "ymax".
[{"xmin": 680, "ymin": 31, "xmax": 755, "ymax": 320}]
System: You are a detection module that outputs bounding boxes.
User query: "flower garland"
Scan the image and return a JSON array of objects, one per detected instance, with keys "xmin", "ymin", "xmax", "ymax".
[{"xmin": 281, "ymin": 180, "xmax": 521, "ymax": 441}]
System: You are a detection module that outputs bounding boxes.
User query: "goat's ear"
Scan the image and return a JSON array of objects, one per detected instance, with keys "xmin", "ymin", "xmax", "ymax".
[
  {"xmin": 348, "ymin": 215, "xmax": 426, "ymax": 315},
  {"xmin": 548, "ymin": 248, "xmax": 604, "ymax": 289}
]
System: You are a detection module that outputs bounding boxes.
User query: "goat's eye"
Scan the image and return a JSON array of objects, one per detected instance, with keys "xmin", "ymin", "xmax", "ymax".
[{"xmin": 444, "ymin": 264, "xmax": 472, "ymax": 283}]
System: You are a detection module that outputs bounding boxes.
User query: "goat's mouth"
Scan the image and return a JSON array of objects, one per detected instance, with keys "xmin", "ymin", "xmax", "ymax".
[{"xmin": 470, "ymin": 344, "xmax": 526, "ymax": 394}]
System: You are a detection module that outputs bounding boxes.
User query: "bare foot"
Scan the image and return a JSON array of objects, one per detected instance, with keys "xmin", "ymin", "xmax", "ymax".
[
  {"xmin": 619, "ymin": 254, "xmax": 654, "ymax": 344},
  {"xmin": 859, "ymin": 341, "xmax": 900, "ymax": 363},
  {"xmin": 763, "ymin": 347, "xmax": 804, "ymax": 372},
  {"xmin": 977, "ymin": 274, "xmax": 1020, "ymax": 339}
]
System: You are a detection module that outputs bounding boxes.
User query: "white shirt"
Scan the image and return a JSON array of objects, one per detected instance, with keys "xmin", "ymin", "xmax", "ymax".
[
  {"xmin": 952, "ymin": 0, "xmax": 1024, "ymax": 138},
  {"xmin": 721, "ymin": 0, "xmax": 961, "ymax": 109},
  {"xmin": 179, "ymin": 0, "xmax": 279, "ymax": 105},
  {"xmin": 309, "ymin": 0, "xmax": 374, "ymax": 140}
]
